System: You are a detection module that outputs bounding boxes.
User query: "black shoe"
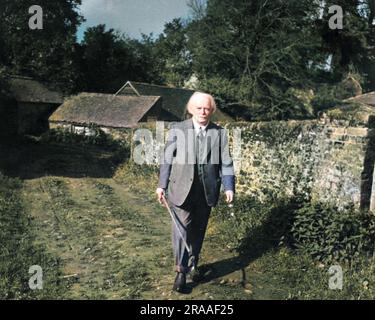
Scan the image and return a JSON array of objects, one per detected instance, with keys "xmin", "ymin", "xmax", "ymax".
[{"xmin": 172, "ymin": 272, "xmax": 186, "ymax": 293}]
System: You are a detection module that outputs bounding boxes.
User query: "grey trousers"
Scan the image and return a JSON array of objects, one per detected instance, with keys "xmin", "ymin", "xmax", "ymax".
[{"xmin": 168, "ymin": 180, "xmax": 212, "ymax": 273}]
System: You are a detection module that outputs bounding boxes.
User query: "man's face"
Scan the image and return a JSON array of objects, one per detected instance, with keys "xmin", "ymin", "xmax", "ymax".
[{"xmin": 190, "ymin": 96, "xmax": 213, "ymax": 126}]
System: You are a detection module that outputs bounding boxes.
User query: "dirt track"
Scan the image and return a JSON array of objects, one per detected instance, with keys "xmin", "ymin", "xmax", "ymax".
[{"xmin": 7, "ymin": 140, "xmax": 285, "ymax": 300}]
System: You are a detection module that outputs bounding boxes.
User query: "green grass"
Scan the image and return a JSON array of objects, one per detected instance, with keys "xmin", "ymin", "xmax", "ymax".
[
  {"xmin": 0, "ymin": 174, "xmax": 66, "ymax": 299},
  {"xmin": 256, "ymin": 248, "xmax": 374, "ymax": 300}
]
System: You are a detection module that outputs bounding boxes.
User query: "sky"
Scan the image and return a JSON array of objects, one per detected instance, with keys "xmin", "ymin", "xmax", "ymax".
[{"xmin": 76, "ymin": 0, "xmax": 192, "ymax": 41}]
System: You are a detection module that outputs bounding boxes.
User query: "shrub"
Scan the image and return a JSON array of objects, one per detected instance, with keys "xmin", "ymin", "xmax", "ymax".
[
  {"xmin": 291, "ymin": 202, "xmax": 375, "ymax": 264},
  {"xmin": 212, "ymin": 195, "xmax": 374, "ymax": 267}
]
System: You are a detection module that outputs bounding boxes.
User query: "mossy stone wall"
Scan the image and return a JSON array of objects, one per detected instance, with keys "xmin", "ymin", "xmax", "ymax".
[{"xmin": 224, "ymin": 120, "xmax": 373, "ymax": 210}]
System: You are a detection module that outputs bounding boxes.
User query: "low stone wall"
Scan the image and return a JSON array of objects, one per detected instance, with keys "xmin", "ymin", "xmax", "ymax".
[{"xmin": 224, "ymin": 119, "xmax": 374, "ymax": 210}]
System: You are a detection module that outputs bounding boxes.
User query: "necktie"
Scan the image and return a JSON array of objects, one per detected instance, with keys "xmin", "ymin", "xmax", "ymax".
[
  {"xmin": 197, "ymin": 127, "xmax": 204, "ymax": 141},
  {"xmin": 196, "ymin": 127, "xmax": 204, "ymax": 178}
]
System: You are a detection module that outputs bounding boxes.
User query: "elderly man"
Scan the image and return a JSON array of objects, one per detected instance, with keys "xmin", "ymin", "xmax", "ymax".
[{"xmin": 156, "ymin": 92, "xmax": 235, "ymax": 293}]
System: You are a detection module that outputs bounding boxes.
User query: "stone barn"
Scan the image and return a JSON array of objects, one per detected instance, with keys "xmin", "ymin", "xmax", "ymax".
[
  {"xmin": 49, "ymin": 92, "xmax": 162, "ymax": 131},
  {"xmin": 9, "ymin": 75, "xmax": 64, "ymax": 135}
]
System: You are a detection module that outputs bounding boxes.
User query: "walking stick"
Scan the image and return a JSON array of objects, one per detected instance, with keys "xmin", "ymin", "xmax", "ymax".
[{"xmin": 161, "ymin": 195, "xmax": 196, "ymax": 271}]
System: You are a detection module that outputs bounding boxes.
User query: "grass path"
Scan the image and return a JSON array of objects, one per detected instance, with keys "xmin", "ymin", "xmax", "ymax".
[
  {"xmin": 21, "ymin": 173, "xmax": 287, "ymax": 300},
  {"xmin": 4, "ymin": 140, "xmax": 373, "ymax": 300}
]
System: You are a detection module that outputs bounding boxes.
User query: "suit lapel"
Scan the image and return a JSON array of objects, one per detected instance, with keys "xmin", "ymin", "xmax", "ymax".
[
  {"xmin": 183, "ymin": 119, "xmax": 195, "ymax": 164},
  {"xmin": 205, "ymin": 122, "xmax": 220, "ymax": 163}
]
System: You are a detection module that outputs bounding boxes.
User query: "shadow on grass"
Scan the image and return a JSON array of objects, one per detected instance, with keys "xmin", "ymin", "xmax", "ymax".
[
  {"xmin": 186, "ymin": 197, "xmax": 305, "ymax": 291},
  {"xmin": 0, "ymin": 135, "xmax": 130, "ymax": 180}
]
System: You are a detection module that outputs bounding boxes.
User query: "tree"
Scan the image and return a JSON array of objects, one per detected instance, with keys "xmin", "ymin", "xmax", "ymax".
[
  {"xmin": 356, "ymin": 0, "xmax": 375, "ymax": 90},
  {"xmin": 126, "ymin": 34, "xmax": 165, "ymax": 85},
  {"xmin": 155, "ymin": 18, "xmax": 193, "ymax": 87},
  {"xmin": 187, "ymin": 0, "xmax": 324, "ymax": 120},
  {"xmin": 79, "ymin": 25, "xmax": 164, "ymax": 93},
  {"xmin": 319, "ymin": 0, "xmax": 375, "ymax": 80},
  {"xmin": 187, "ymin": 0, "xmax": 207, "ymax": 21},
  {"xmin": 181, "ymin": 0, "xmax": 375, "ymax": 119},
  {"xmin": 80, "ymin": 25, "xmax": 130, "ymax": 92},
  {"xmin": 0, "ymin": 0, "xmax": 84, "ymax": 92}
]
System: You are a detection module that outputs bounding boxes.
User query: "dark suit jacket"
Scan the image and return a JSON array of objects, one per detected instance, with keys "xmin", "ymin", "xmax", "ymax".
[{"xmin": 158, "ymin": 119, "xmax": 235, "ymax": 207}]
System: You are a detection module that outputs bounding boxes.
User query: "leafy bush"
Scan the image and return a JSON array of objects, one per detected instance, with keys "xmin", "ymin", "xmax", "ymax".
[
  {"xmin": 291, "ymin": 202, "xmax": 375, "ymax": 264},
  {"xmin": 212, "ymin": 194, "xmax": 374, "ymax": 267},
  {"xmin": 211, "ymin": 196, "xmax": 374, "ymax": 299}
]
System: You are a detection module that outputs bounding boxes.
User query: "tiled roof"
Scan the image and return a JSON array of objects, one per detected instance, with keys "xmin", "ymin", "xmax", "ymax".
[{"xmin": 49, "ymin": 92, "xmax": 161, "ymax": 128}]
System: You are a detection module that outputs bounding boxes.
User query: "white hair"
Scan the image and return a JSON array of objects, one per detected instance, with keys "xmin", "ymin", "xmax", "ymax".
[{"xmin": 186, "ymin": 92, "xmax": 217, "ymax": 115}]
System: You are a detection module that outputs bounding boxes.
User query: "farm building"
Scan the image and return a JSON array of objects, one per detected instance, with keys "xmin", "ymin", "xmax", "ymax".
[
  {"xmin": 116, "ymin": 81, "xmax": 233, "ymax": 122},
  {"xmin": 8, "ymin": 75, "xmax": 64, "ymax": 135},
  {"xmin": 49, "ymin": 92, "xmax": 162, "ymax": 131}
]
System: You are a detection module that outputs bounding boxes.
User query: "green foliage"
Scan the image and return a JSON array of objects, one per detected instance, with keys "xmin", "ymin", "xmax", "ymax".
[
  {"xmin": 155, "ymin": 18, "xmax": 193, "ymax": 87},
  {"xmin": 186, "ymin": 0, "xmax": 324, "ymax": 119},
  {"xmin": 212, "ymin": 195, "xmax": 374, "ymax": 299},
  {"xmin": 312, "ymin": 84, "xmax": 344, "ymax": 113},
  {"xmin": 320, "ymin": 0, "xmax": 375, "ymax": 79},
  {"xmin": 0, "ymin": 0, "xmax": 84, "ymax": 92},
  {"xmin": 79, "ymin": 25, "xmax": 164, "ymax": 92},
  {"xmin": 213, "ymin": 194, "xmax": 374, "ymax": 267},
  {"xmin": 2, "ymin": 0, "xmax": 375, "ymax": 120},
  {"xmin": 126, "ymin": 34, "xmax": 165, "ymax": 85},
  {"xmin": 172, "ymin": 0, "xmax": 375, "ymax": 120},
  {"xmin": 292, "ymin": 202, "xmax": 375, "ymax": 264},
  {"xmin": 312, "ymin": 71, "xmax": 363, "ymax": 115},
  {"xmin": 40, "ymin": 126, "xmax": 131, "ymax": 168}
]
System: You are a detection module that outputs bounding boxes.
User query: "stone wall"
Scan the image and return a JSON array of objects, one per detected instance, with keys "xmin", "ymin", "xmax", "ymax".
[{"xmin": 224, "ymin": 119, "xmax": 375, "ymax": 210}]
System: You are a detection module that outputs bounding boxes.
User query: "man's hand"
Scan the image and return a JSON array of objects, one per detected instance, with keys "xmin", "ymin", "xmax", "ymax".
[
  {"xmin": 156, "ymin": 188, "xmax": 165, "ymax": 205},
  {"xmin": 225, "ymin": 190, "xmax": 234, "ymax": 204}
]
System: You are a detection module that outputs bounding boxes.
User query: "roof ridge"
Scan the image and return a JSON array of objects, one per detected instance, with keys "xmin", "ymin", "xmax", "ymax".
[
  {"xmin": 127, "ymin": 81, "xmax": 195, "ymax": 92},
  {"xmin": 345, "ymin": 91, "xmax": 375, "ymax": 101},
  {"xmin": 78, "ymin": 92, "xmax": 161, "ymax": 99}
]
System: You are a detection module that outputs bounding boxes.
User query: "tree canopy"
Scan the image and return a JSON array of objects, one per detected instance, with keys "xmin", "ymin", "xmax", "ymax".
[
  {"xmin": 0, "ymin": 0, "xmax": 83, "ymax": 92},
  {"xmin": 182, "ymin": 0, "xmax": 375, "ymax": 120},
  {"xmin": 1, "ymin": 0, "xmax": 375, "ymax": 120}
]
